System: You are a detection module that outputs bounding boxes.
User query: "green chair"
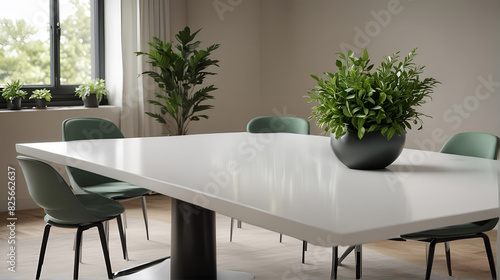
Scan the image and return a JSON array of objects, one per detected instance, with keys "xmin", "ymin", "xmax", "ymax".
[
  {"xmin": 17, "ymin": 156, "xmax": 127, "ymax": 280},
  {"xmin": 230, "ymin": 116, "xmax": 310, "ymax": 242},
  {"xmin": 400, "ymin": 132, "xmax": 499, "ymax": 280},
  {"xmin": 339, "ymin": 132, "xmax": 499, "ymax": 279},
  {"xmin": 62, "ymin": 117, "xmax": 151, "ymax": 248}
]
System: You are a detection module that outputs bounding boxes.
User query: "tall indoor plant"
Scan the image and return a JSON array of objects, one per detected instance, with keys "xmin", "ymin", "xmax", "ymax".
[
  {"xmin": 307, "ymin": 48, "xmax": 440, "ymax": 169},
  {"xmin": 136, "ymin": 26, "xmax": 220, "ymax": 135}
]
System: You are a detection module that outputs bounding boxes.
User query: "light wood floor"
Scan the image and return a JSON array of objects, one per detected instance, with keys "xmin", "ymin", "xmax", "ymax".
[{"xmin": 2, "ymin": 195, "xmax": 496, "ymax": 279}]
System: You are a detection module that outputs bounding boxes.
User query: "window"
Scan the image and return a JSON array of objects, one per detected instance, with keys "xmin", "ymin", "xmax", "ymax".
[{"xmin": 0, "ymin": 0, "xmax": 105, "ymax": 108}]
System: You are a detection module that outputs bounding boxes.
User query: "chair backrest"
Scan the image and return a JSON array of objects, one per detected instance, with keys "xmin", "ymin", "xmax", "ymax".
[
  {"xmin": 246, "ymin": 116, "xmax": 310, "ymax": 135},
  {"xmin": 62, "ymin": 117, "xmax": 124, "ymax": 141},
  {"xmin": 440, "ymin": 133, "xmax": 499, "ymax": 229},
  {"xmin": 62, "ymin": 117, "xmax": 124, "ymax": 189},
  {"xmin": 440, "ymin": 132, "xmax": 499, "ymax": 160},
  {"xmin": 17, "ymin": 156, "xmax": 100, "ymax": 224}
]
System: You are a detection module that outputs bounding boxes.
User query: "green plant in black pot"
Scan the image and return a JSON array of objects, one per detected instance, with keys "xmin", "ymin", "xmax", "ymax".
[
  {"xmin": 136, "ymin": 26, "xmax": 220, "ymax": 135},
  {"xmin": 30, "ymin": 88, "xmax": 52, "ymax": 109},
  {"xmin": 2, "ymin": 80, "xmax": 28, "ymax": 110},
  {"xmin": 307, "ymin": 48, "xmax": 440, "ymax": 169},
  {"xmin": 75, "ymin": 79, "xmax": 108, "ymax": 107}
]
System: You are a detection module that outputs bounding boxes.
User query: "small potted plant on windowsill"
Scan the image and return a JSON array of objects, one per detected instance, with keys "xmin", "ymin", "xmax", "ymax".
[
  {"xmin": 1, "ymin": 80, "xmax": 28, "ymax": 110},
  {"xmin": 29, "ymin": 88, "xmax": 52, "ymax": 109},
  {"xmin": 307, "ymin": 48, "xmax": 440, "ymax": 170},
  {"xmin": 75, "ymin": 79, "xmax": 108, "ymax": 108}
]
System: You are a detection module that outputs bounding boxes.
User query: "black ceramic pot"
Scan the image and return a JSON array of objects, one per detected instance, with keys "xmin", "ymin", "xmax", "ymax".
[
  {"xmin": 7, "ymin": 98, "xmax": 22, "ymax": 110},
  {"xmin": 330, "ymin": 130, "xmax": 405, "ymax": 170},
  {"xmin": 34, "ymin": 99, "xmax": 47, "ymax": 109},
  {"xmin": 84, "ymin": 94, "xmax": 99, "ymax": 107}
]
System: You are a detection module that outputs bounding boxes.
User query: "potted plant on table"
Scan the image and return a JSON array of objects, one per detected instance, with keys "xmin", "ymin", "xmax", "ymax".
[
  {"xmin": 75, "ymin": 79, "xmax": 108, "ymax": 108},
  {"xmin": 1, "ymin": 80, "xmax": 28, "ymax": 110},
  {"xmin": 307, "ymin": 48, "xmax": 440, "ymax": 169},
  {"xmin": 135, "ymin": 26, "xmax": 220, "ymax": 135},
  {"xmin": 29, "ymin": 88, "xmax": 52, "ymax": 109}
]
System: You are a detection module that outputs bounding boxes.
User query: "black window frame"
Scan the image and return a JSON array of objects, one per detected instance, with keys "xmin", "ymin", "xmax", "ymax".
[{"xmin": 0, "ymin": 0, "xmax": 106, "ymax": 109}]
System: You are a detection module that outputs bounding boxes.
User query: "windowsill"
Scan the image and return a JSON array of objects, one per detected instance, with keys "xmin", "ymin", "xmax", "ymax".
[{"xmin": 0, "ymin": 105, "xmax": 120, "ymax": 113}]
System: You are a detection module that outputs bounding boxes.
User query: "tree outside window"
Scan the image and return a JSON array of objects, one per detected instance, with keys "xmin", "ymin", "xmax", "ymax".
[{"xmin": 0, "ymin": 0, "xmax": 103, "ymax": 107}]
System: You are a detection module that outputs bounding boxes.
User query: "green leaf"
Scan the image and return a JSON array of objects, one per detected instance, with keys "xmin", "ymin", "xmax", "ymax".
[
  {"xmin": 357, "ymin": 126, "xmax": 366, "ymax": 139},
  {"xmin": 342, "ymin": 106, "xmax": 352, "ymax": 117},
  {"xmin": 387, "ymin": 127, "xmax": 396, "ymax": 140},
  {"xmin": 362, "ymin": 49, "xmax": 369, "ymax": 61}
]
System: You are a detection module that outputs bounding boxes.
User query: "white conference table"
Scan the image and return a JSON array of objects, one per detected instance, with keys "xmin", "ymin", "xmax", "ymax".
[{"xmin": 16, "ymin": 132, "xmax": 499, "ymax": 279}]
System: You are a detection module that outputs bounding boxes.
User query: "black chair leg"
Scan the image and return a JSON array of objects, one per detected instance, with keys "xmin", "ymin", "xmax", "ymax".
[
  {"xmin": 425, "ymin": 239, "xmax": 437, "ymax": 280},
  {"xmin": 280, "ymin": 233, "xmax": 283, "ymax": 243},
  {"xmin": 36, "ymin": 224, "xmax": 52, "ymax": 280},
  {"xmin": 355, "ymin": 245, "xmax": 362, "ymax": 279},
  {"xmin": 480, "ymin": 233, "xmax": 497, "ymax": 279},
  {"xmin": 331, "ymin": 246, "xmax": 338, "ymax": 280},
  {"xmin": 116, "ymin": 215, "xmax": 128, "ymax": 260},
  {"xmin": 338, "ymin": 245, "xmax": 355, "ymax": 264},
  {"xmin": 230, "ymin": 218, "xmax": 234, "ymax": 242},
  {"xmin": 302, "ymin": 240, "xmax": 307, "ymax": 263},
  {"xmin": 140, "ymin": 196, "xmax": 149, "ymax": 240},
  {"xmin": 97, "ymin": 222, "xmax": 114, "ymax": 279},
  {"xmin": 74, "ymin": 226, "xmax": 85, "ymax": 280},
  {"xmin": 444, "ymin": 242, "xmax": 452, "ymax": 276}
]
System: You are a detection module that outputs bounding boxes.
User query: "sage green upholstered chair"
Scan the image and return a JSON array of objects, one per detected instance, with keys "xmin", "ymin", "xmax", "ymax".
[
  {"xmin": 62, "ymin": 117, "xmax": 151, "ymax": 245},
  {"xmin": 339, "ymin": 132, "xmax": 499, "ymax": 279},
  {"xmin": 400, "ymin": 132, "xmax": 499, "ymax": 280},
  {"xmin": 17, "ymin": 156, "xmax": 126, "ymax": 280}
]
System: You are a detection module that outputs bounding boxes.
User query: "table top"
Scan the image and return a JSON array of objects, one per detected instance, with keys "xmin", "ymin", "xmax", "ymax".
[{"xmin": 16, "ymin": 132, "xmax": 499, "ymax": 247}]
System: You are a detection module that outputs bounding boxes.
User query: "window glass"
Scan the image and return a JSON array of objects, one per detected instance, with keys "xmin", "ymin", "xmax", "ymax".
[
  {"xmin": 60, "ymin": 0, "xmax": 91, "ymax": 85},
  {"xmin": 0, "ymin": 0, "xmax": 51, "ymax": 85}
]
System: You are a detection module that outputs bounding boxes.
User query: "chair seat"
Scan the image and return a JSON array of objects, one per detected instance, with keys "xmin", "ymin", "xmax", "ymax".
[
  {"xmin": 82, "ymin": 182, "xmax": 151, "ymax": 200},
  {"xmin": 401, "ymin": 218, "xmax": 499, "ymax": 240},
  {"xmin": 43, "ymin": 193, "xmax": 125, "ymax": 225},
  {"xmin": 76, "ymin": 193, "xmax": 126, "ymax": 218}
]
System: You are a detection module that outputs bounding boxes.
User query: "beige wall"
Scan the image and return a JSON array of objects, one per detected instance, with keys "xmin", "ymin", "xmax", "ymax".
[{"xmin": 183, "ymin": 0, "xmax": 500, "ymax": 150}]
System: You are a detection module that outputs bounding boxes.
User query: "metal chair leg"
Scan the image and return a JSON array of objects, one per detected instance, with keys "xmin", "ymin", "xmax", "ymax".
[
  {"xmin": 116, "ymin": 215, "xmax": 128, "ymax": 260},
  {"xmin": 96, "ymin": 222, "xmax": 114, "ymax": 279},
  {"xmin": 140, "ymin": 196, "xmax": 149, "ymax": 240},
  {"xmin": 331, "ymin": 246, "xmax": 338, "ymax": 280},
  {"xmin": 280, "ymin": 233, "xmax": 283, "ymax": 243},
  {"xmin": 355, "ymin": 245, "xmax": 362, "ymax": 279},
  {"xmin": 36, "ymin": 224, "xmax": 51, "ymax": 280},
  {"xmin": 237, "ymin": 220, "xmax": 242, "ymax": 228},
  {"xmin": 444, "ymin": 241, "xmax": 452, "ymax": 276},
  {"xmin": 302, "ymin": 240, "xmax": 307, "ymax": 263},
  {"xmin": 338, "ymin": 245, "xmax": 355, "ymax": 264},
  {"xmin": 72, "ymin": 230, "xmax": 84, "ymax": 264},
  {"xmin": 230, "ymin": 217, "xmax": 234, "ymax": 242},
  {"xmin": 122, "ymin": 210, "xmax": 127, "ymax": 229},
  {"xmin": 425, "ymin": 239, "xmax": 437, "ymax": 280},
  {"xmin": 104, "ymin": 220, "xmax": 109, "ymax": 248},
  {"xmin": 480, "ymin": 233, "xmax": 497, "ymax": 279},
  {"xmin": 74, "ymin": 226, "xmax": 85, "ymax": 280}
]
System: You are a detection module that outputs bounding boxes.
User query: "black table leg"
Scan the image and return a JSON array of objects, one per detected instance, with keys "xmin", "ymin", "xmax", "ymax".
[
  {"xmin": 114, "ymin": 198, "xmax": 254, "ymax": 280},
  {"xmin": 171, "ymin": 199, "xmax": 217, "ymax": 279}
]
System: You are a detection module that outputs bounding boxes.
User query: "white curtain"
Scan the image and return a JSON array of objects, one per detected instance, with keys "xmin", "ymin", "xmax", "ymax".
[{"xmin": 118, "ymin": 0, "xmax": 170, "ymax": 137}]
